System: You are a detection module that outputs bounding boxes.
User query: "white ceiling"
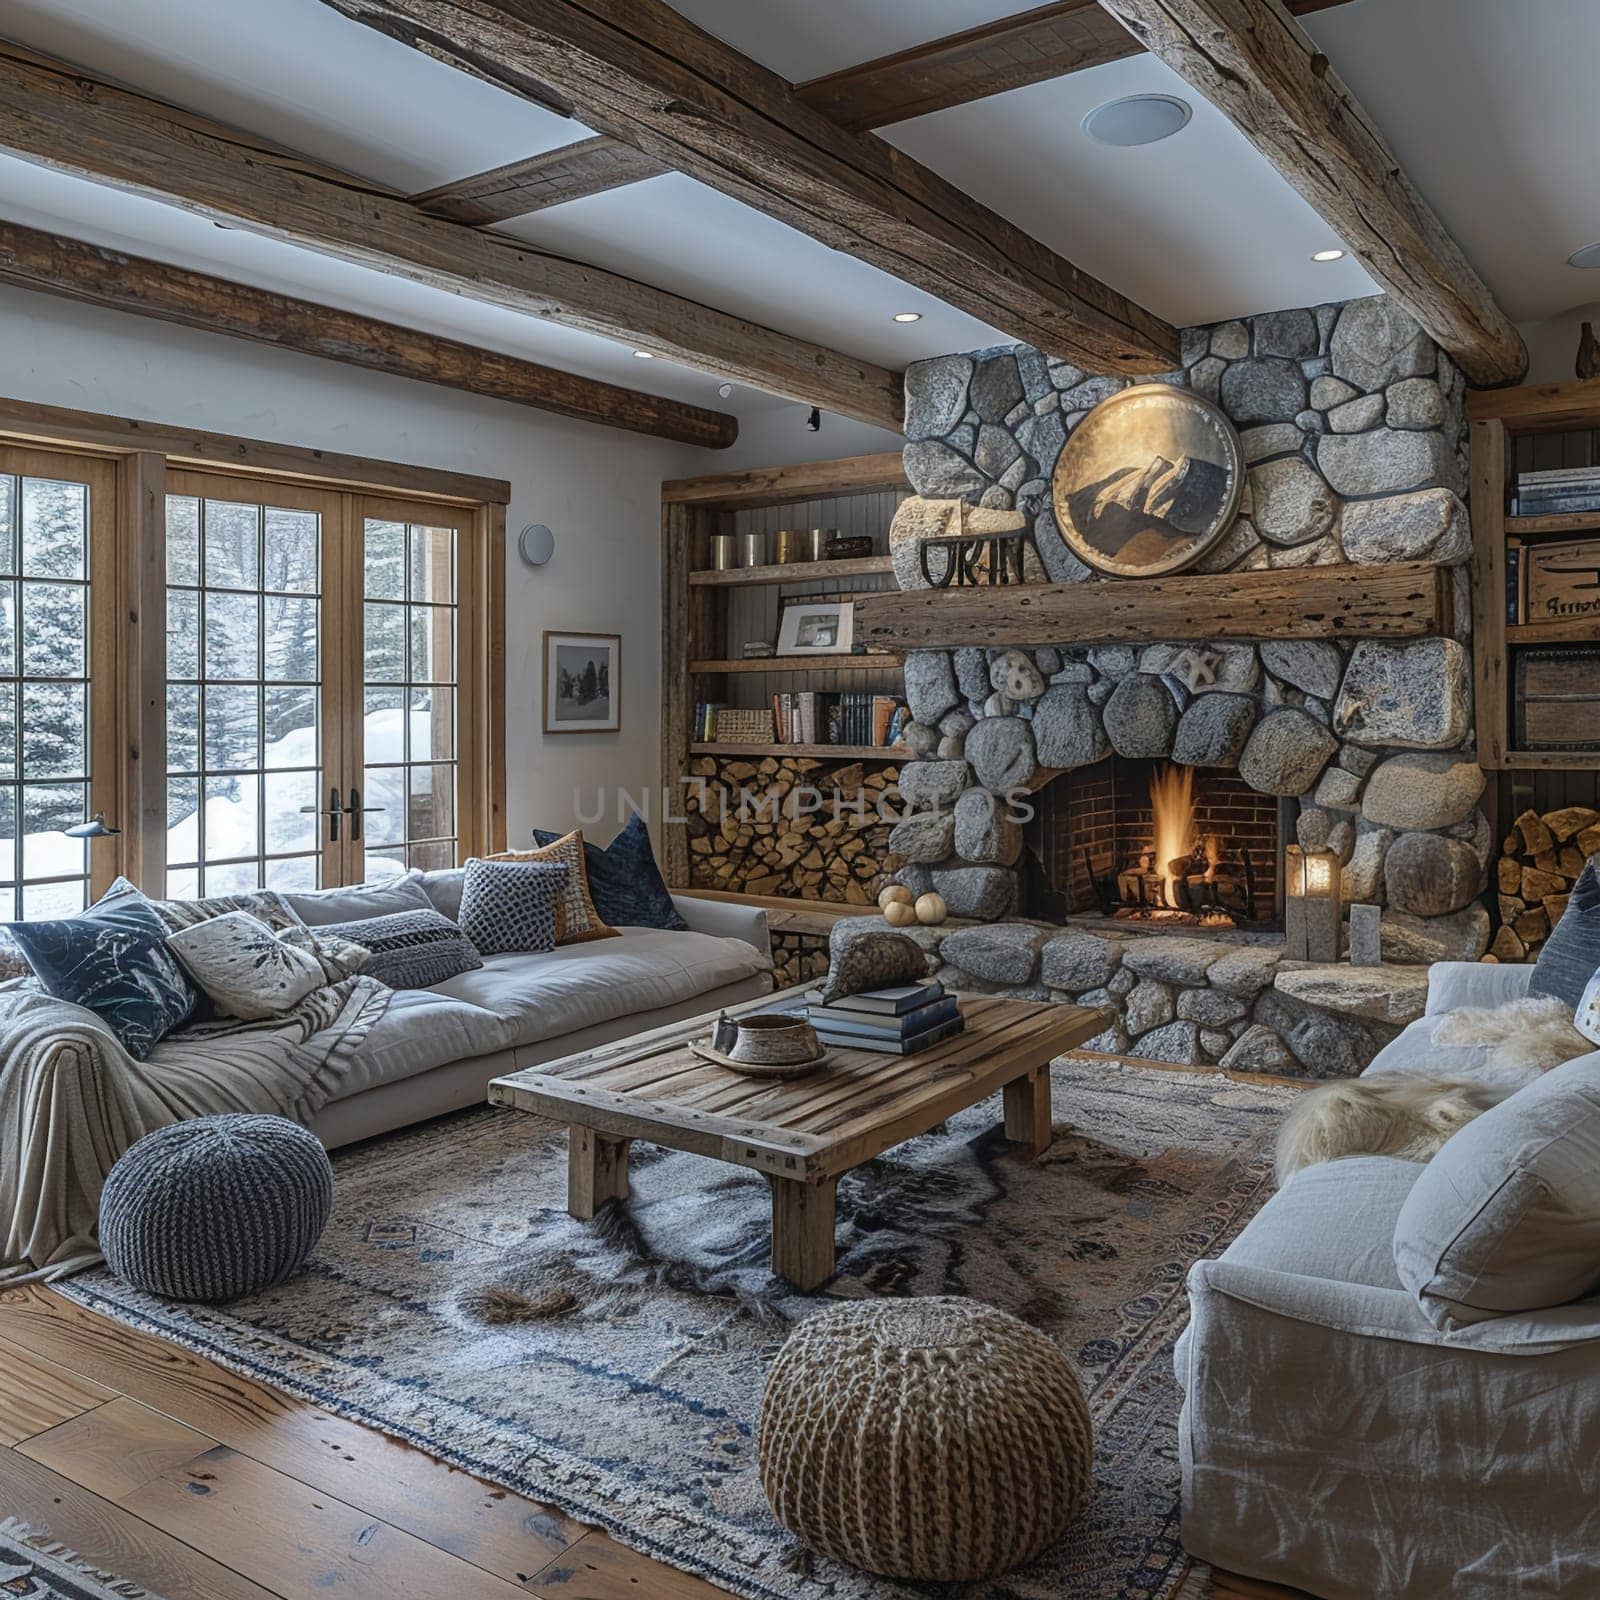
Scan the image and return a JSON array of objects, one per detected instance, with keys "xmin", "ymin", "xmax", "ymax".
[{"xmin": 0, "ymin": 0, "xmax": 1592, "ymax": 438}]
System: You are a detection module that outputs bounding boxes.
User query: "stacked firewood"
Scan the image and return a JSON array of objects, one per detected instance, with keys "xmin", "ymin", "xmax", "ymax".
[
  {"xmin": 772, "ymin": 931, "xmax": 831, "ymax": 989},
  {"xmin": 685, "ymin": 754, "xmax": 900, "ymax": 903},
  {"xmin": 1493, "ymin": 806, "xmax": 1600, "ymax": 960}
]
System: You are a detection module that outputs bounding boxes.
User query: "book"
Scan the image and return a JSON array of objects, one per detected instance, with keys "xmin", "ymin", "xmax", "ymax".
[
  {"xmin": 808, "ymin": 995, "xmax": 961, "ymax": 1038},
  {"xmin": 1518, "ymin": 466, "xmax": 1600, "ymax": 487},
  {"xmin": 814, "ymin": 1014, "xmax": 966, "ymax": 1056},
  {"xmin": 813, "ymin": 981, "xmax": 945, "ymax": 1017},
  {"xmin": 1506, "ymin": 544, "xmax": 1522, "ymax": 625}
]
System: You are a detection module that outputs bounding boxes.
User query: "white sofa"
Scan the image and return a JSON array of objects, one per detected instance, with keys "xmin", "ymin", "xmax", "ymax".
[{"xmin": 284, "ymin": 874, "xmax": 774, "ymax": 1148}]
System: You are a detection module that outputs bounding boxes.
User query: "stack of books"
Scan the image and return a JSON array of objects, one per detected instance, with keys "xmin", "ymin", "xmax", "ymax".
[
  {"xmin": 770, "ymin": 691, "xmax": 909, "ymax": 748},
  {"xmin": 806, "ymin": 981, "xmax": 963, "ymax": 1055},
  {"xmin": 1513, "ymin": 466, "xmax": 1600, "ymax": 517}
]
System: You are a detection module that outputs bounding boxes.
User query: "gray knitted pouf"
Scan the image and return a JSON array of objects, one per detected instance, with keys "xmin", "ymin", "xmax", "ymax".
[{"xmin": 100, "ymin": 1114, "xmax": 333, "ymax": 1303}]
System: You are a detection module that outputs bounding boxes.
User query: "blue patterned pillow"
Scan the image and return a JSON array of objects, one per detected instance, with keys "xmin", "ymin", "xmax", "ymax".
[
  {"xmin": 323, "ymin": 909, "xmax": 483, "ymax": 989},
  {"xmin": 532, "ymin": 813, "xmax": 686, "ymax": 931},
  {"xmin": 1530, "ymin": 856, "xmax": 1600, "ymax": 1008},
  {"xmin": 458, "ymin": 859, "xmax": 568, "ymax": 955},
  {"xmin": 8, "ymin": 890, "xmax": 196, "ymax": 1058}
]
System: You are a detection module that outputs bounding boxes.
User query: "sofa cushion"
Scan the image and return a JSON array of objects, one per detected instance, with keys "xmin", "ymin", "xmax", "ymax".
[
  {"xmin": 332, "ymin": 986, "xmax": 515, "ymax": 1100},
  {"xmin": 1394, "ymin": 1051, "xmax": 1600, "ymax": 1329},
  {"xmin": 458, "ymin": 858, "xmax": 567, "ymax": 955},
  {"xmin": 414, "ymin": 867, "xmax": 465, "ymax": 923},
  {"xmin": 285, "ymin": 874, "xmax": 432, "ymax": 928},
  {"xmin": 322, "ymin": 909, "xmax": 482, "ymax": 990},
  {"xmin": 166, "ymin": 911, "xmax": 328, "ymax": 1020},
  {"xmin": 431, "ymin": 927, "xmax": 773, "ymax": 1051},
  {"xmin": 1528, "ymin": 857, "xmax": 1600, "ymax": 1008},
  {"xmin": 532, "ymin": 813, "xmax": 686, "ymax": 931}
]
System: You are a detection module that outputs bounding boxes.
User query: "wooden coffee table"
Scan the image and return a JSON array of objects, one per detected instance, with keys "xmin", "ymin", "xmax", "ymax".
[{"xmin": 488, "ymin": 989, "xmax": 1108, "ymax": 1289}]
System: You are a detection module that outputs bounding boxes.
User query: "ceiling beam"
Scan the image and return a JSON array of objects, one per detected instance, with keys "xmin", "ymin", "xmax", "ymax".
[
  {"xmin": 320, "ymin": 0, "xmax": 1180, "ymax": 375},
  {"xmin": 1094, "ymin": 0, "xmax": 1528, "ymax": 386},
  {"xmin": 413, "ymin": 135, "xmax": 667, "ymax": 224},
  {"xmin": 413, "ymin": 0, "xmax": 1354, "ymax": 221},
  {"xmin": 0, "ymin": 42, "xmax": 904, "ymax": 430},
  {"xmin": 0, "ymin": 220, "xmax": 738, "ymax": 448}
]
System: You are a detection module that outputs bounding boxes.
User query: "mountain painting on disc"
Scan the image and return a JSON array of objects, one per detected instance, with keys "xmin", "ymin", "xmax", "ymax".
[{"xmin": 1048, "ymin": 384, "xmax": 1244, "ymax": 578}]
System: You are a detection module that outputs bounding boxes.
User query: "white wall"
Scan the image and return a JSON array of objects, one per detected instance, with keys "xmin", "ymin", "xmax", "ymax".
[
  {"xmin": 715, "ymin": 399, "xmax": 904, "ymax": 474},
  {"xmin": 0, "ymin": 283, "xmax": 700, "ymax": 846},
  {"xmin": 1519, "ymin": 302, "xmax": 1600, "ymax": 386}
]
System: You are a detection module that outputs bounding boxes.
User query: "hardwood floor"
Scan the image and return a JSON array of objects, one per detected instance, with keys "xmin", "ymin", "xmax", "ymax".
[{"xmin": 0, "ymin": 1280, "xmax": 1309, "ymax": 1599}]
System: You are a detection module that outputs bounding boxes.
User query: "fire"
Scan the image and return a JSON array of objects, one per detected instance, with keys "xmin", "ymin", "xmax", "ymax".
[{"xmin": 1148, "ymin": 762, "xmax": 1198, "ymax": 909}]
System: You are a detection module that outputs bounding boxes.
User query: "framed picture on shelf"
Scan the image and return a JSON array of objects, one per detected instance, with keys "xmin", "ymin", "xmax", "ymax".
[
  {"xmin": 776, "ymin": 598, "xmax": 854, "ymax": 656},
  {"xmin": 544, "ymin": 631, "xmax": 620, "ymax": 733}
]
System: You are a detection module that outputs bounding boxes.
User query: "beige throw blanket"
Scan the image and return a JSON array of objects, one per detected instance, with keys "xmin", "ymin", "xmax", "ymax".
[{"xmin": 0, "ymin": 974, "xmax": 389, "ymax": 1283}]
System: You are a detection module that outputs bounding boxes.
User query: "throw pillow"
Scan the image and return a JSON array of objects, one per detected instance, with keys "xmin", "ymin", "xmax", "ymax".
[
  {"xmin": 7, "ymin": 891, "xmax": 196, "ymax": 1058},
  {"xmin": 532, "ymin": 813, "xmax": 686, "ymax": 931},
  {"xmin": 166, "ymin": 911, "xmax": 328, "ymax": 1021},
  {"xmin": 458, "ymin": 858, "xmax": 569, "ymax": 955},
  {"xmin": 322, "ymin": 909, "xmax": 483, "ymax": 989},
  {"xmin": 492, "ymin": 830, "xmax": 618, "ymax": 945},
  {"xmin": 1529, "ymin": 856, "xmax": 1600, "ymax": 1008},
  {"xmin": 816, "ymin": 931, "xmax": 931, "ymax": 1004},
  {"xmin": 284, "ymin": 872, "xmax": 433, "ymax": 928},
  {"xmin": 1393, "ymin": 1051, "xmax": 1600, "ymax": 1330}
]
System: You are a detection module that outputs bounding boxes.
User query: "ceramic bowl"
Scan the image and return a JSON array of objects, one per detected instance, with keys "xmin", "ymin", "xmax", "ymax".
[{"xmin": 728, "ymin": 1013, "xmax": 821, "ymax": 1066}]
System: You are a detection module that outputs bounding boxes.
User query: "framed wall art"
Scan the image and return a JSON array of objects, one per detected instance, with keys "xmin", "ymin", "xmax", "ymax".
[
  {"xmin": 776, "ymin": 599, "xmax": 854, "ymax": 656},
  {"xmin": 544, "ymin": 631, "xmax": 620, "ymax": 733}
]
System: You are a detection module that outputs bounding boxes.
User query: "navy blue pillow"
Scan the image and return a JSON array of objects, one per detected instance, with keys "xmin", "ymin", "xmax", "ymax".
[
  {"xmin": 1529, "ymin": 856, "xmax": 1600, "ymax": 1009},
  {"xmin": 531, "ymin": 813, "xmax": 686, "ymax": 931},
  {"xmin": 8, "ymin": 891, "xmax": 196, "ymax": 1059}
]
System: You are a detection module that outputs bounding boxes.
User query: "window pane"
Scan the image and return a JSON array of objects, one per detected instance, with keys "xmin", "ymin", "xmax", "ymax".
[
  {"xmin": 166, "ymin": 777, "xmax": 200, "ymax": 866},
  {"xmin": 0, "ymin": 689, "xmax": 14, "ymax": 775},
  {"xmin": 205, "ymin": 590, "xmax": 258, "ymax": 680},
  {"xmin": 204, "ymin": 684, "xmax": 259, "ymax": 771},
  {"xmin": 362, "ymin": 846, "xmax": 405, "ymax": 880},
  {"xmin": 0, "ymin": 477, "xmax": 15, "ymax": 575},
  {"xmin": 264, "ymin": 769, "xmax": 317, "ymax": 855},
  {"xmin": 363, "ymin": 688, "xmax": 405, "ymax": 762},
  {"xmin": 408, "ymin": 524, "xmax": 454, "ymax": 604},
  {"xmin": 21, "ymin": 479, "xmax": 86, "ymax": 579},
  {"xmin": 364, "ymin": 603, "xmax": 405, "ymax": 683},
  {"xmin": 22, "ymin": 581, "xmax": 86, "ymax": 678},
  {"xmin": 263, "ymin": 686, "xmax": 317, "ymax": 770},
  {"xmin": 167, "ymin": 496, "xmax": 200, "ymax": 585},
  {"xmin": 22, "ymin": 784, "xmax": 86, "ymax": 877},
  {"xmin": 364, "ymin": 521, "xmax": 405, "ymax": 600},
  {"xmin": 408, "ymin": 762, "xmax": 455, "ymax": 842},
  {"xmin": 410, "ymin": 688, "xmax": 454, "ymax": 763},
  {"xmin": 20, "ymin": 682, "xmax": 85, "ymax": 779},
  {"xmin": 264, "ymin": 854, "xmax": 317, "ymax": 891},
  {"xmin": 361, "ymin": 767, "xmax": 403, "ymax": 847},
  {"xmin": 263, "ymin": 594, "xmax": 317, "ymax": 683},
  {"xmin": 203, "ymin": 501, "xmax": 259, "ymax": 589},
  {"xmin": 0, "ymin": 785, "xmax": 13, "ymax": 871},
  {"xmin": 263, "ymin": 508, "xmax": 318, "ymax": 594},
  {"xmin": 25, "ymin": 878, "xmax": 86, "ymax": 920},
  {"xmin": 204, "ymin": 861, "xmax": 259, "ymax": 896},
  {"xmin": 205, "ymin": 774, "xmax": 259, "ymax": 861},
  {"xmin": 166, "ymin": 867, "xmax": 200, "ymax": 899},
  {"xmin": 167, "ymin": 590, "xmax": 200, "ymax": 678},
  {"xmin": 408, "ymin": 839, "xmax": 455, "ymax": 872},
  {"xmin": 408, "ymin": 606, "xmax": 453, "ymax": 684},
  {"xmin": 167, "ymin": 685, "xmax": 200, "ymax": 773},
  {"xmin": 0, "ymin": 582, "xmax": 13, "ymax": 678}
]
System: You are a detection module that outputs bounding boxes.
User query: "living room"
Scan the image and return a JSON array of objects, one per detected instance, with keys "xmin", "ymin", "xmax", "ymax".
[{"xmin": 2, "ymin": 1, "xmax": 1597, "ymax": 1597}]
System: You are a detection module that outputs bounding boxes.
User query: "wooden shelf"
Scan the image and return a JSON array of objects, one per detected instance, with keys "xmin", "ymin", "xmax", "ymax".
[
  {"xmin": 677, "ymin": 888, "xmax": 882, "ymax": 935},
  {"xmin": 1506, "ymin": 620, "xmax": 1600, "ymax": 646},
  {"xmin": 689, "ymin": 554, "xmax": 892, "ymax": 587},
  {"xmin": 691, "ymin": 742, "xmax": 904, "ymax": 760},
  {"xmin": 690, "ymin": 653, "xmax": 904, "ymax": 674},
  {"xmin": 1501, "ymin": 749, "xmax": 1600, "ymax": 771},
  {"xmin": 1507, "ymin": 512, "xmax": 1600, "ymax": 536},
  {"xmin": 853, "ymin": 561, "xmax": 1450, "ymax": 649}
]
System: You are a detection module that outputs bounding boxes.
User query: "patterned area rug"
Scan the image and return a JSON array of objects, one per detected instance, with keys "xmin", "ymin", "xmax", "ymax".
[
  {"xmin": 60, "ymin": 1059, "xmax": 1297, "ymax": 1600},
  {"xmin": 0, "ymin": 1521, "xmax": 165, "ymax": 1599}
]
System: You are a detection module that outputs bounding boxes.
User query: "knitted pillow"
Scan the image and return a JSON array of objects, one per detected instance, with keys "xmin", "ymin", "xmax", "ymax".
[
  {"xmin": 492, "ymin": 829, "xmax": 618, "ymax": 944},
  {"xmin": 322, "ymin": 908, "xmax": 483, "ymax": 989},
  {"xmin": 165, "ymin": 911, "xmax": 328, "ymax": 1021},
  {"xmin": 532, "ymin": 812, "xmax": 686, "ymax": 931},
  {"xmin": 458, "ymin": 858, "xmax": 569, "ymax": 955}
]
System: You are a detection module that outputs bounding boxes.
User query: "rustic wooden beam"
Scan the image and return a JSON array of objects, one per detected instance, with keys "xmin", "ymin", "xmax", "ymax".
[
  {"xmin": 317, "ymin": 0, "xmax": 1179, "ymax": 375},
  {"xmin": 412, "ymin": 135, "xmax": 667, "ymax": 223},
  {"xmin": 662, "ymin": 451, "xmax": 908, "ymax": 507},
  {"xmin": 1094, "ymin": 0, "xmax": 1528, "ymax": 387},
  {"xmin": 853, "ymin": 561, "xmax": 1453, "ymax": 648},
  {"xmin": 0, "ymin": 41, "xmax": 903, "ymax": 430},
  {"xmin": 1466, "ymin": 377, "xmax": 1600, "ymax": 433},
  {"xmin": 0, "ymin": 219, "xmax": 738, "ymax": 448}
]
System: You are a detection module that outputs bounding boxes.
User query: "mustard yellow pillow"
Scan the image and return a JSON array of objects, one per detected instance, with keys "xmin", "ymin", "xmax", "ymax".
[{"xmin": 491, "ymin": 830, "xmax": 618, "ymax": 945}]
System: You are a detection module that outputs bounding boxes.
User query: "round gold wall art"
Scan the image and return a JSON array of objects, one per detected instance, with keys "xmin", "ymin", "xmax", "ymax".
[{"xmin": 1047, "ymin": 384, "xmax": 1245, "ymax": 578}]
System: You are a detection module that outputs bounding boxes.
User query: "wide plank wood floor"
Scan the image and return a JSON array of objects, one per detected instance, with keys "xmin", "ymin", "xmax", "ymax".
[{"xmin": 0, "ymin": 1280, "xmax": 1309, "ymax": 1599}]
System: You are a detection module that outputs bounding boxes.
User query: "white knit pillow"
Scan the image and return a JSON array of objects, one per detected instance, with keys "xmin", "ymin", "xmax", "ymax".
[{"xmin": 166, "ymin": 911, "xmax": 327, "ymax": 1020}]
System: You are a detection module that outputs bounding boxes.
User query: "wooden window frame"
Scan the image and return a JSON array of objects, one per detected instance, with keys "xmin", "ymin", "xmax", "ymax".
[{"xmin": 0, "ymin": 397, "xmax": 508, "ymax": 899}]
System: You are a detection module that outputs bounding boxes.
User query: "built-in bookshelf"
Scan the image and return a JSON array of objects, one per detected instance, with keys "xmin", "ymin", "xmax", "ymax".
[
  {"xmin": 1469, "ymin": 378, "xmax": 1600, "ymax": 770},
  {"xmin": 660, "ymin": 452, "xmax": 911, "ymax": 902}
]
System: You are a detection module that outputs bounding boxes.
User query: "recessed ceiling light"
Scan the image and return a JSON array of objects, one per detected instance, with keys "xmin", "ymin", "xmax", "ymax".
[
  {"xmin": 1311, "ymin": 248, "xmax": 1346, "ymax": 263},
  {"xmin": 893, "ymin": 311, "xmax": 922, "ymax": 323},
  {"xmin": 632, "ymin": 349, "xmax": 654, "ymax": 359},
  {"xmin": 1081, "ymin": 94, "xmax": 1191, "ymax": 148},
  {"xmin": 1569, "ymin": 242, "xmax": 1600, "ymax": 269},
  {"xmin": 717, "ymin": 383, "xmax": 734, "ymax": 398}
]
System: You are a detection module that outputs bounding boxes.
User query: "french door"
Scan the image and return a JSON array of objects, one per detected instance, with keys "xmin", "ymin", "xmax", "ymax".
[
  {"xmin": 165, "ymin": 474, "xmax": 483, "ymax": 897},
  {"xmin": 0, "ymin": 445, "xmax": 119, "ymax": 917}
]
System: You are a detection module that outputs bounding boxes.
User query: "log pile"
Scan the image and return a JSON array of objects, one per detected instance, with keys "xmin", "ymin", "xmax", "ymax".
[
  {"xmin": 685, "ymin": 754, "xmax": 901, "ymax": 904},
  {"xmin": 772, "ymin": 930, "xmax": 831, "ymax": 990},
  {"xmin": 1492, "ymin": 806, "xmax": 1600, "ymax": 961}
]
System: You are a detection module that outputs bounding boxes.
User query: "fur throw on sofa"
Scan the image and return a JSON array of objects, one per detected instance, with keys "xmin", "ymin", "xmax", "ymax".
[{"xmin": 1274, "ymin": 996, "xmax": 1592, "ymax": 1184}]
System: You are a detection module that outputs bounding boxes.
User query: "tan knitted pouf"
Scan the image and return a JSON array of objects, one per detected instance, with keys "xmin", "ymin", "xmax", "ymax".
[{"xmin": 758, "ymin": 1296, "xmax": 1092, "ymax": 1581}]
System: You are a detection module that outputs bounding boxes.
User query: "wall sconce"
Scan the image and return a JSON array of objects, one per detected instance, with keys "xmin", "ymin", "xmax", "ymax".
[
  {"xmin": 1285, "ymin": 844, "xmax": 1342, "ymax": 963},
  {"xmin": 63, "ymin": 813, "xmax": 121, "ymax": 839}
]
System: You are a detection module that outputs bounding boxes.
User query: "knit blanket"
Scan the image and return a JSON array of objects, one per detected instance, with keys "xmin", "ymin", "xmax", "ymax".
[{"xmin": 0, "ymin": 973, "xmax": 390, "ymax": 1283}]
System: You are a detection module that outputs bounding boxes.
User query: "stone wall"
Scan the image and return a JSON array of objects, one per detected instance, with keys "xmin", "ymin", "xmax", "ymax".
[{"xmin": 890, "ymin": 294, "xmax": 1493, "ymax": 964}]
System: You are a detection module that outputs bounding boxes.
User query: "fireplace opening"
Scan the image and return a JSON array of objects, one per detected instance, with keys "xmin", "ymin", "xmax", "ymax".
[{"xmin": 1021, "ymin": 756, "xmax": 1288, "ymax": 931}]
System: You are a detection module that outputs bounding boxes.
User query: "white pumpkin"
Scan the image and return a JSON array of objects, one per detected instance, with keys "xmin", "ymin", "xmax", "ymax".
[
  {"xmin": 914, "ymin": 892, "xmax": 949, "ymax": 926},
  {"xmin": 877, "ymin": 884, "xmax": 914, "ymax": 910},
  {"xmin": 882, "ymin": 898, "xmax": 919, "ymax": 927}
]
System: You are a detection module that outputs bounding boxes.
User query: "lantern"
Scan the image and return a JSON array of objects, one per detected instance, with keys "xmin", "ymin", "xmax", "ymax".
[{"xmin": 1284, "ymin": 844, "xmax": 1342, "ymax": 963}]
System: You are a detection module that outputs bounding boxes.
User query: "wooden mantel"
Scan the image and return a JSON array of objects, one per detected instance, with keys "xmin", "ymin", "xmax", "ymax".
[{"xmin": 852, "ymin": 561, "xmax": 1452, "ymax": 648}]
